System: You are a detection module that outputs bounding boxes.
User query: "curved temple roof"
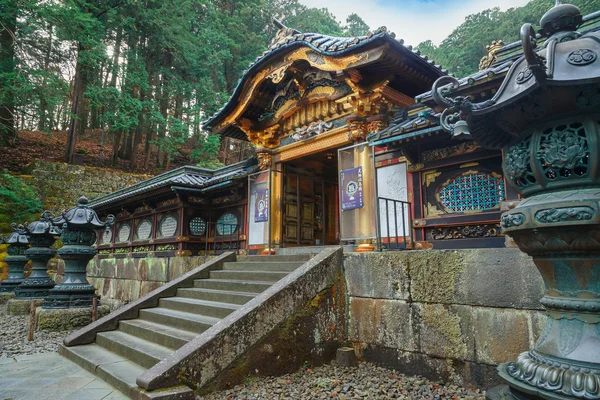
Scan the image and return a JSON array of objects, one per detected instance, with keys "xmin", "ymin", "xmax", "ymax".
[
  {"xmin": 203, "ymin": 22, "xmax": 448, "ymax": 132},
  {"xmin": 89, "ymin": 158, "xmax": 259, "ymax": 210}
]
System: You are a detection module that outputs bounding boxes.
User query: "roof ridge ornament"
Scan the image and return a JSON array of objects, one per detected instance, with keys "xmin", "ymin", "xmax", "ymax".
[
  {"xmin": 270, "ymin": 18, "xmax": 300, "ymax": 49},
  {"xmin": 479, "ymin": 40, "xmax": 505, "ymax": 71}
]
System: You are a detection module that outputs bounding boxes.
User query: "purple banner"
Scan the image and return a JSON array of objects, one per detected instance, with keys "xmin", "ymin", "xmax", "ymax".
[
  {"xmin": 341, "ymin": 166, "xmax": 364, "ymax": 211},
  {"xmin": 254, "ymin": 188, "xmax": 269, "ymax": 222}
]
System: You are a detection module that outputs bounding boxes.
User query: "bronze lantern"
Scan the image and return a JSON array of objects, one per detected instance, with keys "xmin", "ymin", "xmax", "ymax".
[
  {"xmin": 43, "ymin": 196, "xmax": 114, "ymax": 309},
  {"xmin": 432, "ymin": 2, "xmax": 600, "ymax": 399}
]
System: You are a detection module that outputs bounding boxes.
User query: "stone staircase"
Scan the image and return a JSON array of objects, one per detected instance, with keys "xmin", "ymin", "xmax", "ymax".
[{"xmin": 59, "ymin": 254, "xmax": 313, "ymax": 399}]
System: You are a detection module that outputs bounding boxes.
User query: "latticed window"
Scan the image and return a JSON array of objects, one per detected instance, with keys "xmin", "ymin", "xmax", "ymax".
[
  {"xmin": 217, "ymin": 213, "xmax": 238, "ymax": 235},
  {"xmin": 438, "ymin": 173, "xmax": 505, "ymax": 212}
]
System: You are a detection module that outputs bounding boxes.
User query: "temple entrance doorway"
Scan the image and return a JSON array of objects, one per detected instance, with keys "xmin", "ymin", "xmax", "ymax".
[{"xmin": 281, "ymin": 151, "xmax": 340, "ymax": 247}]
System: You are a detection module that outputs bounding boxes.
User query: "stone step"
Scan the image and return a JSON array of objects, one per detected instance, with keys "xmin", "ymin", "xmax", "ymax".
[
  {"xmin": 160, "ymin": 297, "xmax": 239, "ymax": 319},
  {"xmin": 119, "ymin": 319, "xmax": 198, "ymax": 350},
  {"xmin": 194, "ymin": 278, "xmax": 273, "ymax": 293},
  {"xmin": 209, "ymin": 270, "xmax": 288, "ymax": 282},
  {"xmin": 237, "ymin": 254, "xmax": 312, "ymax": 262},
  {"xmin": 139, "ymin": 307, "xmax": 219, "ymax": 333},
  {"xmin": 223, "ymin": 261, "xmax": 303, "ymax": 272},
  {"xmin": 97, "ymin": 330, "xmax": 174, "ymax": 369},
  {"xmin": 59, "ymin": 343, "xmax": 146, "ymax": 396},
  {"xmin": 176, "ymin": 287, "xmax": 259, "ymax": 305}
]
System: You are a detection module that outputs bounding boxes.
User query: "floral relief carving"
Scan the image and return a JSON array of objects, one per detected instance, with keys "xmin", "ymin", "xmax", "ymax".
[
  {"xmin": 537, "ymin": 124, "xmax": 588, "ymax": 171},
  {"xmin": 505, "ymin": 140, "xmax": 530, "ymax": 180}
]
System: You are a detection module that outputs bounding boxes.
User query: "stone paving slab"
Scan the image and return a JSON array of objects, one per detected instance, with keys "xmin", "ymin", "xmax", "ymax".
[{"xmin": 0, "ymin": 353, "xmax": 129, "ymax": 400}]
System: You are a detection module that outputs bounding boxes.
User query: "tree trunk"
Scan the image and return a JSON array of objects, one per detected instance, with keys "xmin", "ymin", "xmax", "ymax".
[
  {"xmin": 0, "ymin": 1, "xmax": 17, "ymax": 145},
  {"xmin": 111, "ymin": 130, "xmax": 121, "ymax": 166},
  {"xmin": 109, "ymin": 28, "xmax": 122, "ymax": 88},
  {"xmin": 38, "ymin": 23, "xmax": 54, "ymax": 132},
  {"xmin": 64, "ymin": 44, "xmax": 88, "ymax": 163},
  {"xmin": 157, "ymin": 74, "xmax": 169, "ymax": 169}
]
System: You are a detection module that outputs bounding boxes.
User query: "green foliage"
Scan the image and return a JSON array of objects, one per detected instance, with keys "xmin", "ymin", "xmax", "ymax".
[
  {"xmin": 190, "ymin": 134, "xmax": 223, "ymax": 169},
  {"xmin": 417, "ymin": 0, "xmax": 599, "ymax": 77},
  {"xmin": 4, "ymin": 0, "xmax": 599, "ymax": 171},
  {"xmin": 0, "ymin": 172, "xmax": 43, "ymax": 232},
  {"xmin": 344, "ymin": 13, "xmax": 370, "ymax": 37}
]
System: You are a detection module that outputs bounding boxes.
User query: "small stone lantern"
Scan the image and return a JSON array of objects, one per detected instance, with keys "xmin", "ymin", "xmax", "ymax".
[
  {"xmin": 15, "ymin": 211, "xmax": 57, "ymax": 299},
  {"xmin": 43, "ymin": 196, "xmax": 114, "ymax": 309},
  {"xmin": 0, "ymin": 223, "xmax": 29, "ymax": 294},
  {"xmin": 432, "ymin": 2, "xmax": 600, "ymax": 399}
]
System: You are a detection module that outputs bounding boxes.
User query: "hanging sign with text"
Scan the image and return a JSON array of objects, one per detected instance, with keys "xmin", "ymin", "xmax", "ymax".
[
  {"xmin": 254, "ymin": 188, "xmax": 269, "ymax": 222},
  {"xmin": 341, "ymin": 166, "xmax": 364, "ymax": 211}
]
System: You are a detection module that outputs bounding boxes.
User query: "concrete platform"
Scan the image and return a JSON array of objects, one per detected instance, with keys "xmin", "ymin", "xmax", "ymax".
[
  {"xmin": 7, "ymin": 298, "xmax": 43, "ymax": 315},
  {"xmin": 0, "ymin": 352, "xmax": 129, "ymax": 400},
  {"xmin": 0, "ymin": 292, "xmax": 15, "ymax": 305},
  {"xmin": 37, "ymin": 305, "xmax": 111, "ymax": 332}
]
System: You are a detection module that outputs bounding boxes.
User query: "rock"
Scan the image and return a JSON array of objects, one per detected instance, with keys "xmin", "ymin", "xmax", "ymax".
[{"xmin": 336, "ymin": 347, "xmax": 358, "ymax": 367}]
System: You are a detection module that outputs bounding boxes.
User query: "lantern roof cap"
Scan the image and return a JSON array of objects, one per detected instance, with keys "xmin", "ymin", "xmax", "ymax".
[
  {"xmin": 6, "ymin": 223, "xmax": 29, "ymax": 245},
  {"xmin": 27, "ymin": 211, "xmax": 56, "ymax": 235},
  {"xmin": 54, "ymin": 196, "xmax": 114, "ymax": 229},
  {"xmin": 540, "ymin": 1, "xmax": 583, "ymax": 37}
]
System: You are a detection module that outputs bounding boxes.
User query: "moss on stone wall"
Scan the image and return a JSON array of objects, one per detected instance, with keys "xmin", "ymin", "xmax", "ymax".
[
  {"xmin": 1, "ymin": 160, "xmax": 151, "ymax": 235},
  {"xmin": 21, "ymin": 160, "xmax": 151, "ymax": 215}
]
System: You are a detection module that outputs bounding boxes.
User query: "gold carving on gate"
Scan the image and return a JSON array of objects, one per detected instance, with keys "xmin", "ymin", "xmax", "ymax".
[
  {"xmin": 367, "ymin": 117, "xmax": 388, "ymax": 135},
  {"xmin": 215, "ymin": 46, "xmax": 387, "ymax": 132},
  {"xmin": 268, "ymin": 65, "xmax": 289, "ymax": 84},
  {"xmin": 278, "ymin": 128, "xmax": 351, "ymax": 162},
  {"xmin": 460, "ymin": 162, "xmax": 479, "ymax": 169},
  {"xmin": 407, "ymin": 162, "xmax": 425, "ymax": 172},
  {"xmin": 425, "ymin": 202, "xmax": 443, "ymax": 217},
  {"xmin": 347, "ymin": 118, "xmax": 367, "ymax": 142},
  {"xmin": 237, "ymin": 119, "xmax": 282, "ymax": 149},
  {"xmin": 257, "ymin": 152, "xmax": 272, "ymax": 170},
  {"xmin": 423, "ymin": 170, "xmax": 441, "ymax": 187}
]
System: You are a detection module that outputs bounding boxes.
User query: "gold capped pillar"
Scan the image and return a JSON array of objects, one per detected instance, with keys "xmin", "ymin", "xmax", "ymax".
[
  {"xmin": 338, "ymin": 117, "xmax": 379, "ymax": 252},
  {"xmin": 249, "ymin": 148, "xmax": 282, "ymax": 254}
]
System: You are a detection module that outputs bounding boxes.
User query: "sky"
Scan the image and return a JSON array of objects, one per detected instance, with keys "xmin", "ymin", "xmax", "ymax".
[{"xmin": 298, "ymin": 0, "xmax": 531, "ymax": 46}]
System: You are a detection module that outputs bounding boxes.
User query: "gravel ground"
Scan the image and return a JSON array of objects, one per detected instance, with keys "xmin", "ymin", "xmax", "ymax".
[
  {"xmin": 0, "ymin": 308, "xmax": 486, "ymax": 399},
  {"xmin": 198, "ymin": 362, "xmax": 485, "ymax": 400},
  {"xmin": 0, "ymin": 306, "xmax": 72, "ymax": 358}
]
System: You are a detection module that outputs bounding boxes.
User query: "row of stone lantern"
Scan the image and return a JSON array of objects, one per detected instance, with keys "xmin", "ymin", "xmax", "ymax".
[{"xmin": 0, "ymin": 196, "xmax": 114, "ymax": 310}]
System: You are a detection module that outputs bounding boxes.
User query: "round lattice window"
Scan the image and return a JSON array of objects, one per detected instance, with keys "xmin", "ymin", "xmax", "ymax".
[
  {"xmin": 438, "ymin": 173, "xmax": 505, "ymax": 212},
  {"xmin": 136, "ymin": 219, "xmax": 153, "ymax": 240},
  {"xmin": 159, "ymin": 216, "xmax": 178, "ymax": 237},
  {"xmin": 102, "ymin": 229, "xmax": 113, "ymax": 244},
  {"xmin": 189, "ymin": 217, "xmax": 207, "ymax": 236},
  {"xmin": 117, "ymin": 223, "xmax": 131, "ymax": 242},
  {"xmin": 217, "ymin": 213, "xmax": 238, "ymax": 236}
]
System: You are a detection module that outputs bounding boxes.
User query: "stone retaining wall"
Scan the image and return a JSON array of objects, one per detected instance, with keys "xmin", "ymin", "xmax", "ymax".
[
  {"xmin": 344, "ymin": 248, "xmax": 546, "ymax": 390},
  {"xmin": 21, "ymin": 160, "xmax": 151, "ymax": 214},
  {"xmin": 53, "ymin": 255, "xmax": 212, "ymax": 309}
]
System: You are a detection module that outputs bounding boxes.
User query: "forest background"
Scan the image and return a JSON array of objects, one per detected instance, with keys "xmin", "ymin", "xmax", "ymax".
[{"xmin": 0, "ymin": 0, "xmax": 598, "ymax": 174}]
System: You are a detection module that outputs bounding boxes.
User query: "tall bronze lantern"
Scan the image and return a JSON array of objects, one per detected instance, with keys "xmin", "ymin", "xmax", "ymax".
[
  {"xmin": 15, "ymin": 211, "xmax": 57, "ymax": 299},
  {"xmin": 0, "ymin": 223, "xmax": 29, "ymax": 293},
  {"xmin": 43, "ymin": 196, "xmax": 114, "ymax": 309},
  {"xmin": 432, "ymin": 2, "xmax": 600, "ymax": 399}
]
